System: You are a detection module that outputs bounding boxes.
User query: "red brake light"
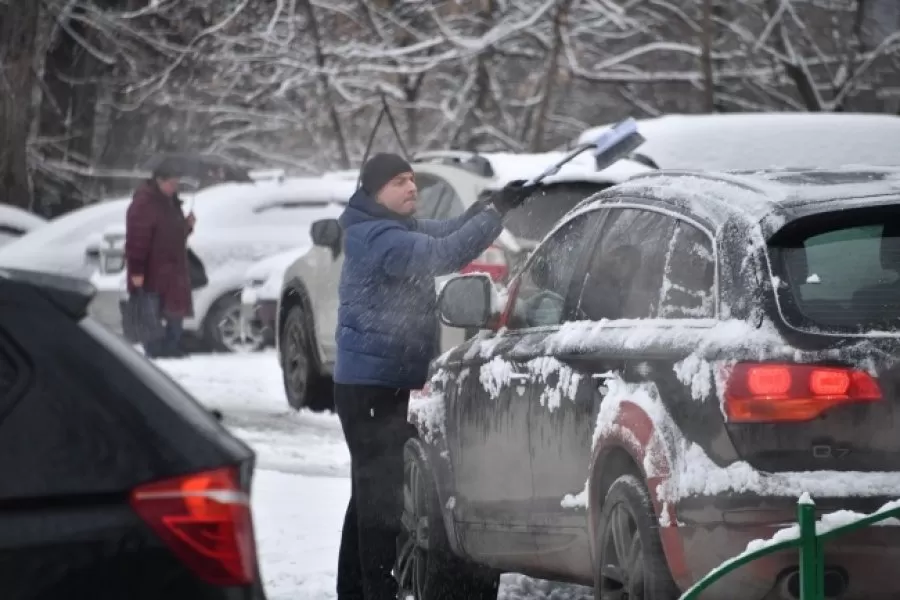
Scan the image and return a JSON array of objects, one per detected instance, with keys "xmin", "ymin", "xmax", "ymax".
[
  {"xmin": 725, "ymin": 363, "xmax": 882, "ymax": 423},
  {"xmin": 130, "ymin": 466, "xmax": 257, "ymax": 586},
  {"xmin": 460, "ymin": 245, "xmax": 508, "ymax": 281},
  {"xmin": 746, "ymin": 365, "xmax": 792, "ymax": 396}
]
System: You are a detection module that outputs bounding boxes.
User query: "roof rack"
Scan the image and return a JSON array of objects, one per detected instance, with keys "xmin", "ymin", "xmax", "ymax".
[
  {"xmin": 249, "ymin": 169, "xmax": 286, "ymax": 183},
  {"xmin": 627, "ymin": 170, "xmax": 771, "ymax": 195},
  {"xmin": 412, "ymin": 150, "xmax": 494, "ymax": 178}
]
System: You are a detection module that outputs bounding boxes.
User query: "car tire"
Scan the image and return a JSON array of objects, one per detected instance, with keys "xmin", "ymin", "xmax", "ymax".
[
  {"xmin": 594, "ymin": 474, "xmax": 679, "ymax": 600},
  {"xmin": 396, "ymin": 438, "xmax": 500, "ymax": 600},
  {"xmin": 203, "ymin": 292, "xmax": 265, "ymax": 353},
  {"xmin": 279, "ymin": 305, "xmax": 331, "ymax": 412}
]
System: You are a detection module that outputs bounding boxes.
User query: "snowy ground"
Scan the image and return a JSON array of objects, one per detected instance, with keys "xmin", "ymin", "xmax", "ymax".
[{"xmin": 157, "ymin": 351, "xmax": 593, "ymax": 600}]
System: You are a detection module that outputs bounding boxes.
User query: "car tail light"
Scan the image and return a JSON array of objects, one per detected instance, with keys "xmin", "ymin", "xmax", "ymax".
[
  {"xmin": 130, "ymin": 466, "xmax": 257, "ymax": 586},
  {"xmin": 724, "ymin": 363, "xmax": 882, "ymax": 423},
  {"xmin": 460, "ymin": 245, "xmax": 508, "ymax": 281}
]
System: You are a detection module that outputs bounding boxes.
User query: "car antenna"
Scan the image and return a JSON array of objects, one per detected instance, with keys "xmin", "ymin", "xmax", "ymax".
[{"xmin": 355, "ymin": 86, "xmax": 412, "ymax": 190}]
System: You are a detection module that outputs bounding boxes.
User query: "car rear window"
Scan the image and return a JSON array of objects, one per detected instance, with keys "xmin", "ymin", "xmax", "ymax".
[
  {"xmin": 774, "ymin": 206, "xmax": 900, "ymax": 332},
  {"xmin": 502, "ymin": 181, "xmax": 608, "ymax": 242}
]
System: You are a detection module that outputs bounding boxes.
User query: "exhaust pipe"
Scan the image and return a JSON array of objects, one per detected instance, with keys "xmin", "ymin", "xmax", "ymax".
[{"xmin": 776, "ymin": 567, "xmax": 848, "ymax": 599}]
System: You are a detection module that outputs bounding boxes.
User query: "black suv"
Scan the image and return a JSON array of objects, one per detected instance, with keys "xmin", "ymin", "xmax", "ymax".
[
  {"xmin": 397, "ymin": 168, "xmax": 900, "ymax": 600},
  {"xmin": 0, "ymin": 269, "xmax": 264, "ymax": 600}
]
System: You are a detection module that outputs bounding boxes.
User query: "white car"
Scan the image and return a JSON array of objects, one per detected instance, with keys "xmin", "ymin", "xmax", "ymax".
[
  {"xmin": 239, "ymin": 245, "xmax": 327, "ymax": 349},
  {"xmin": 0, "ymin": 198, "xmax": 131, "ymax": 278},
  {"xmin": 83, "ymin": 176, "xmax": 356, "ymax": 352},
  {"xmin": 274, "ymin": 157, "xmax": 653, "ymax": 411},
  {"xmin": 576, "ymin": 112, "xmax": 900, "ymax": 170},
  {"xmin": 0, "ymin": 205, "xmax": 47, "ymax": 247}
]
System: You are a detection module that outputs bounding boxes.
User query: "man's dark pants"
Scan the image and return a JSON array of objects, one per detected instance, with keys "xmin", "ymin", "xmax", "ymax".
[{"xmin": 335, "ymin": 384, "xmax": 415, "ymax": 600}]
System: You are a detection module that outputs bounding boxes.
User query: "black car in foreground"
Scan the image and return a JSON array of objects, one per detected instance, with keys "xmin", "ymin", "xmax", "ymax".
[
  {"xmin": 398, "ymin": 167, "xmax": 900, "ymax": 600},
  {"xmin": 0, "ymin": 269, "xmax": 264, "ymax": 600}
]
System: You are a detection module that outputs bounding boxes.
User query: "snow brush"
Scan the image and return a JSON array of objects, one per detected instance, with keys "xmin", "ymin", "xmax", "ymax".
[{"xmin": 524, "ymin": 117, "xmax": 645, "ymax": 187}]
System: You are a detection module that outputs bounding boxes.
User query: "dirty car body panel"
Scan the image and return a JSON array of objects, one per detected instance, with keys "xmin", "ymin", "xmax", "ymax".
[{"xmin": 413, "ymin": 167, "xmax": 900, "ymax": 599}]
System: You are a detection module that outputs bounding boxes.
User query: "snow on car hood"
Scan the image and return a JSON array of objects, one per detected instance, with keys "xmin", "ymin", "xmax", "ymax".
[
  {"xmin": 0, "ymin": 205, "xmax": 46, "ymax": 232},
  {"xmin": 244, "ymin": 246, "xmax": 311, "ymax": 281},
  {"xmin": 242, "ymin": 245, "xmax": 312, "ymax": 302},
  {"xmin": 190, "ymin": 226, "xmax": 309, "ymax": 274},
  {"xmin": 577, "ymin": 112, "xmax": 900, "ymax": 171}
]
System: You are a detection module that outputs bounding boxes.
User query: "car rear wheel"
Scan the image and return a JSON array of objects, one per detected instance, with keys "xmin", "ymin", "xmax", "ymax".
[
  {"xmin": 396, "ymin": 439, "xmax": 500, "ymax": 600},
  {"xmin": 595, "ymin": 475, "xmax": 679, "ymax": 600},
  {"xmin": 204, "ymin": 292, "xmax": 265, "ymax": 353}
]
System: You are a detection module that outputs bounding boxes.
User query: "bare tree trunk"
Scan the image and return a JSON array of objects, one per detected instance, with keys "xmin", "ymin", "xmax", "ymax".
[
  {"xmin": 529, "ymin": 0, "xmax": 572, "ymax": 151},
  {"xmin": 404, "ymin": 73, "xmax": 426, "ymax": 149},
  {"xmin": 302, "ymin": 0, "xmax": 350, "ymax": 168},
  {"xmin": 0, "ymin": 1, "xmax": 40, "ymax": 208},
  {"xmin": 699, "ymin": 0, "xmax": 716, "ymax": 112}
]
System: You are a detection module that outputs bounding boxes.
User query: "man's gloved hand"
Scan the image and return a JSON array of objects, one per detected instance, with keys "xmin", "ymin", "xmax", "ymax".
[
  {"xmin": 462, "ymin": 197, "xmax": 492, "ymax": 220},
  {"xmin": 489, "ymin": 179, "xmax": 538, "ymax": 216}
]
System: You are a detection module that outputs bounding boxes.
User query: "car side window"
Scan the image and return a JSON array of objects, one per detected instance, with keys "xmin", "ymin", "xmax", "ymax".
[
  {"xmin": 508, "ymin": 212, "xmax": 598, "ymax": 329},
  {"xmin": 573, "ymin": 208, "xmax": 675, "ymax": 320},
  {"xmin": 415, "ymin": 173, "xmax": 465, "ymax": 220},
  {"xmin": 659, "ymin": 222, "xmax": 715, "ymax": 318}
]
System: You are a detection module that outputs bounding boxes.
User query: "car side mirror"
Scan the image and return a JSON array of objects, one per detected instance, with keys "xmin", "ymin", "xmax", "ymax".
[
  {"xmin": 438, "ymin": 273, "xmax": 501, "ymax": 329},
  {"xmin": 311, "ymin": 218, "xmax": 342, "ymax": 258}
]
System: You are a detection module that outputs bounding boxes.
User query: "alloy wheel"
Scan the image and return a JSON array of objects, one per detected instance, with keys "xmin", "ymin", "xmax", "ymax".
[
  {"xmin": 283, "ymin": 317, "xmax": 310, "ymax": 404},
  {"xmin": 216, "ymin": 303, "xmax": 264, "ymax": 353},
  {"xmin": 397, "ymin": 459, "xmax": 431, "ymax": 597},
  {"xmin": 599, "ymin": 501, "xmax": 647, "ymax": 600}
]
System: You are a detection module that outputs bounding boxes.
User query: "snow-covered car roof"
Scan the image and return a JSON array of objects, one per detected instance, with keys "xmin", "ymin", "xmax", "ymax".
[
  {"xmin": 415, "ymin": 149, "xmax": 652, "ymax": 190},
  {"xmin": 577, "ymin": 112, "xmax": 900, "ymax": 171},
  {"xmin": 593, "ymin": 166, "xmax": 900, "ymax": 231},
  {"xmin": 481, "ymin": 153, "xmax": 651, "ymax": 189},
  {"xmin": 189, "ymin": 177, "xmax": 356, "ymax": 226},
  {"xmin": 0, "ymin": 205, "xmax": 46, "ymax": 233}
]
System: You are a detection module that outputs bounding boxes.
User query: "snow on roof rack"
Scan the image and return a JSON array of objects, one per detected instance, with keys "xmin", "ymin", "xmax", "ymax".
[
  {"xmin": 321, "ymin": 169, "xmax": 359, "ymax": 180},
  {"xmin": 628, "ymin": 170, "xmax": 773, "ymax": 196},
  {"xmin": 412, "ymin": 151, "xmax": 494, "ymax": 177},
  {"xmin": 249, "ymin": 169, "xmax": 286, "ymax": 183}
]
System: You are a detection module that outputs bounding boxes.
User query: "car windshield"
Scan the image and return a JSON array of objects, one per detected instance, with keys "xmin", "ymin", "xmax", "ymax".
[
  {"xmin": 502, "ymin": 181, "xmax": 609, "ymax": 242},
  {"xmin": 775, "ymin": 205, "xmax": 900, "ymax": 332}
]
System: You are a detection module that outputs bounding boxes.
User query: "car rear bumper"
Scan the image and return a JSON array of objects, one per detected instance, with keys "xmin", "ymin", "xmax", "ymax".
[{"xmin": 673, "ymin": 495, "xmax": 900, "ymax": 600}]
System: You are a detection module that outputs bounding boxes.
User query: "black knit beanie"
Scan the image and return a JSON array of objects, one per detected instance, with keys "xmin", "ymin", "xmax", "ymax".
[{"xmin": 360, "ymin": 153, "xmax": 413, "ymax": 196}]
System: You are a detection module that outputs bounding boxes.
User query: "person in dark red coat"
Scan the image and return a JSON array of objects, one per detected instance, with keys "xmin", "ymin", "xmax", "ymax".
[{"xmin": 125, "ymin": 166, "xmax": 196, "ymax": 358}]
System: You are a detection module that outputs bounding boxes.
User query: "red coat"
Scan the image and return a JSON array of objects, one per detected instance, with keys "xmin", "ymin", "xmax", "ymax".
[{"xmin": 125, "ymin": 181, "xmax": 194, "ymax": 318}]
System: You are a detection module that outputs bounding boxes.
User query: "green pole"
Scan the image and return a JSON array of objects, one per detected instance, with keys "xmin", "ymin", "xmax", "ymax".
[{"xmin": 797, "ymin": 497, "xmax": 822, "ymax": 600}]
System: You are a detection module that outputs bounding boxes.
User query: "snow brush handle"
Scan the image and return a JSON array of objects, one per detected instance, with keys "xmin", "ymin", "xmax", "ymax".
[{"xmin": 524, "ymin": 117, "xmax": 645, "ymax": 187}]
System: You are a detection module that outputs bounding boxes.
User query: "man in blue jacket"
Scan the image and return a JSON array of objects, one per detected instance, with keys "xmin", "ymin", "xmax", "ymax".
[{"xmin": 334, "ymin": 153, "xmax": 533, "ymax": 600}]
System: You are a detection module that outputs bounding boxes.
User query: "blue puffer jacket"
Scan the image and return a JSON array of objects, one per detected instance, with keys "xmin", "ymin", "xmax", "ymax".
[{"xmin": 334, "ymin": 189, "xmax": 503, "ymax": 389}]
